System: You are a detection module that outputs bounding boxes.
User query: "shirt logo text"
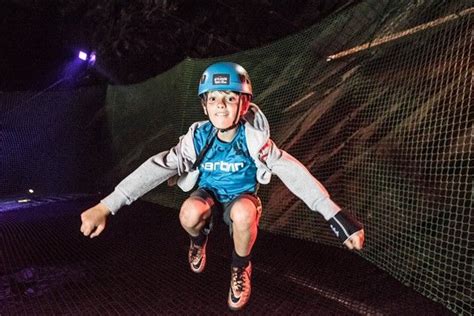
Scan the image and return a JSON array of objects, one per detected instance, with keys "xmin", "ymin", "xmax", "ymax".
[{"xmin": 202, "ymin": 161, "xmax": 244, "ymax": 172}]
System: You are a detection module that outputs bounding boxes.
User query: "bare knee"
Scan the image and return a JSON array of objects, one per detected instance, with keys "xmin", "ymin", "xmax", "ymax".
[
  {"xmin": 179, "ymin": 197, "xmax": 210, "ymax": 228},
  {"xmin": 230, "ymin": 199, "xmax": 257, "ymax": 231}
]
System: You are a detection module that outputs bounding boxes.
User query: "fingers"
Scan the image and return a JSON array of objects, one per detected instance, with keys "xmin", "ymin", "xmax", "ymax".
[
  {"xmin": 80, "ymin": 206, "xmax": 108, "ymax": 238},
  {"xmin": 352, "ymin": 237, "xmax": 362, "ymax": 250},
  {"xmin": 345, "ymin": 230, "xmax": 365, "ymax": 250},
  {"xmin": 81, "ymin": 222, "xmax": 93, "ymax": 237},
  {"xmin": 90, "ymin": 224, "xmax": 105, "ymax": 238},
  {"xmin": 356, "ymin": 230, "xmax": 365, "ymax": 249},
  {"xmin": 80, "ymin": 221, "xmax": 104, "ymax": 238},
  {"xmin": 354, "ymin": 229, "xmax": 365, "ymax": 250},
  {"xmin": 344, "ymin": 239, "xmax": 354, "ymax": 250},
  {"xmin": 80, "ymin": 212, "xmax": 91, "ymax": 236}
]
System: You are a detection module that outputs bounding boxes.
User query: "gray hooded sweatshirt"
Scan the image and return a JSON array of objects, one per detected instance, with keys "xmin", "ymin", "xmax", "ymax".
[{"xmin": 101, "ymin": 104, "xmax": 341, "ymax": 220}]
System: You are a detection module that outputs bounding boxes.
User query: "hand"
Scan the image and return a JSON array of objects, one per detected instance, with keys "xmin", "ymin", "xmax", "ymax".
[
  {"xmin": 80, "ymin": 203, "xmax": 111, "ymax": 238},
  {"xmin": 344, "ymin": 229, "xmax": 365, "ymax": 250}
]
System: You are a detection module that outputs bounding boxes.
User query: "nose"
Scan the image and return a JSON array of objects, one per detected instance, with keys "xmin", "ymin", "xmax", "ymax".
[{"xmin": 216, "ymin": 97, "xmax": 226, "ymax": 108}]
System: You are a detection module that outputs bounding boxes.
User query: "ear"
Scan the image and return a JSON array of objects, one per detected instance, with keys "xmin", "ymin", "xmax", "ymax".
[
  {"xmin": 240, "ymin": 97, "xmax": 250, "ymax": 115},
  {"xmin": 200, "ymin": 98, "xmax": 208, "ymax": 115}
]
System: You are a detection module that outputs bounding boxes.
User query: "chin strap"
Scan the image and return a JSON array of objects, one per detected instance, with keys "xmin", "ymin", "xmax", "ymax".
[{"xmin": 218, "ymin": 122, "xmax": 239, "ymax": 133}]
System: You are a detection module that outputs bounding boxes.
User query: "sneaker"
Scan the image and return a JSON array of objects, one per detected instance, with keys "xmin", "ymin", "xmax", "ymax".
[
  {"xmin": 227, "ymin": 262, "xmax": 252, "ymax": 311},
  {"xmin": 188, "ymin": 235, "xmax": 208, "ymax": 273}
]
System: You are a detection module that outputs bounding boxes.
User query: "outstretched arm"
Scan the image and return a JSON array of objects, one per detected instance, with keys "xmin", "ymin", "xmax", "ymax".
[
  {"xmin": 80, "ymin": 147, "xmax": 184, "ymax": 239},
  {"xmin": 79, "ymin": 122, "xmax": 203, "ymax": 238},
  {"xmin": 260, "ymin": 139, "xmax": 365, "ymax": 250},
  {"xmin": 100, "ymin": 150, "xmax": 179, "ymax": 215},
  {"xmin": 79, "ymin": 151, "xmax": 178, "ymax": 238}
]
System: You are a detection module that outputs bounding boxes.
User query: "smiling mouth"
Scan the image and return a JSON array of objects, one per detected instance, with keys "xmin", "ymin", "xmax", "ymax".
[{"xmin": 215, "ymin": 113, "xmax": 229, "ymax": 117}]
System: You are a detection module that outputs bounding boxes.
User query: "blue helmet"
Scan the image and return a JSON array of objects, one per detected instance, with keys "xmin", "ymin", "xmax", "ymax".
[{"xmin": 198, "ymin": 62, "xmax": 252, "ymax": 98}]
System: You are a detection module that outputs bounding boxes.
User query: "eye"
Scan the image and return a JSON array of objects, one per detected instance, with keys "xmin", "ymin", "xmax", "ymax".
[
  {"xmin": 208, "ymin": 97, "xmax": 216, "ymax": 102},
  {"xmin": 227, "ymin": 96, "xmax": 238, "ymax": 103}
]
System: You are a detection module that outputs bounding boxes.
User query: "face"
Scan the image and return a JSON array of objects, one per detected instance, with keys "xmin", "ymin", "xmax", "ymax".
[{"xmin": 204, "ymin": 91, "xmax": 242, "ymax": 130}]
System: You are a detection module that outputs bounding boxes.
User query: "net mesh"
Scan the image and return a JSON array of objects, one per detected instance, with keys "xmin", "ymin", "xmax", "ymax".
[
  {"xmin": 103, "ymin": 0, "xmax": 472, "ymax": 314},
  {"xmin": 0, "ymin": 85, "xmax": 108, "ymax": 196}
]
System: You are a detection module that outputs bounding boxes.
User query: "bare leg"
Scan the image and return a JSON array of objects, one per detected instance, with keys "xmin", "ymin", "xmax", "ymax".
[
  {"xmin": 227, "ymin": 197, "xmax": 258, "ymax": 310},
  {"xmin": 179, "ymin": 196, "xmax": 212, "ymax": 237},
  {"xmin": 230, "ymin": 198, "xmax": 258, "ymax": 257}
]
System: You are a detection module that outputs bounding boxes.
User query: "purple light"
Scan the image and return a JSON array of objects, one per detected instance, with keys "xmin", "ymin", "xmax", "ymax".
[
  {"xmin": 78, "ymin": 51, "xmax": 88, "ymax": 61},
  {"xmin": 88, "ymin": 51, "xmax": 96, "ymax": 65}
]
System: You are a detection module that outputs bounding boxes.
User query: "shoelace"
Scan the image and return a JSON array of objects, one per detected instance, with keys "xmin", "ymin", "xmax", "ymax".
[
  {"xmin": 232, "ymin": 267, "xmax": 246, "ymax": 292},
  {"xmin": 190, "ymin": 244, "xmax": 202, "ymax": 261}
]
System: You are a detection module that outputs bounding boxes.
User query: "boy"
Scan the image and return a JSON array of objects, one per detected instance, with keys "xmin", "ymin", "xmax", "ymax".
[{"xmin": 80, "ymin": 62, "xmax": 365, "ymax": 311}]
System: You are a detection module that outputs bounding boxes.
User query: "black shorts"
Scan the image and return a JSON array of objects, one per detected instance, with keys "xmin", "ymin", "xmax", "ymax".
[{"xmin": 190, "ymin": 188, "xmax": 262, "ymax": 236}]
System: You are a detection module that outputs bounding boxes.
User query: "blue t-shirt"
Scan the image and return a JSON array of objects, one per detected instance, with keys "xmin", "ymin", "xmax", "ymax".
[{"xmin": 194, "ymin": 122, "xmax": 257, "ymax": 202}]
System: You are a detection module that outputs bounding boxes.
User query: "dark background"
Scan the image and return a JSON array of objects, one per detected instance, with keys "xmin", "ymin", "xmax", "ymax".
[
  {"xmin": 0, "ymin": 0, "xmax": 351, "ymax": 91},
  {"xmin": 0, "ymin": 0, "xmax": 351, "ymax": 196}
]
